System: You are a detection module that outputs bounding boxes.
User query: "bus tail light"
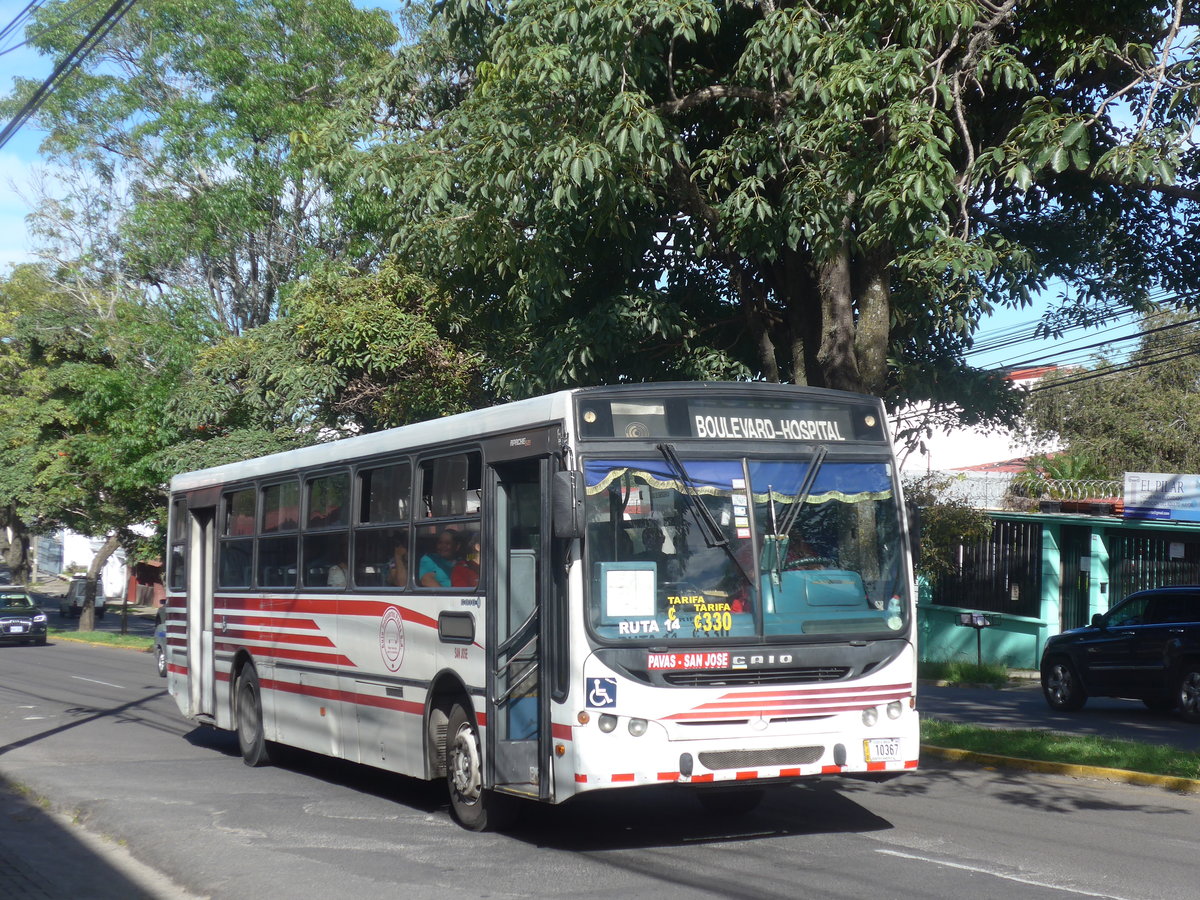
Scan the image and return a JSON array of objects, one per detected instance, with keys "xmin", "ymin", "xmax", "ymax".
[
  {"xmin": 862, "ymin": 707, "xmax": 878, "ymax": 727},
  {"xmin": 598, "ymin": 714, "xmax": 617, "ymax": 733},
  {"xmin": 887, "ymin": 701, "xmax": 903, "ymax": 719},
  {"xmin": 628, "ymin": 718, "xmax": 648, "ymax": 737}
]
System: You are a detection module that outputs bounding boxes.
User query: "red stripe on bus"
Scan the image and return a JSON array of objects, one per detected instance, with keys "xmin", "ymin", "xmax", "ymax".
[
  {"xmin": 821, "ymin": 765, "xmax": 843, "ymax": 774},
  {"xmin": 866, "ymin": 762, "xmax": 887, "ymax": 771},
  {"xmin": 214, "ymin": 643, "xmax": 355, "ymax": 667},
  {"xmin": 735, "ymin": 771, "xmax": 758, "ymax": 780},
  {"xmin": 551, "ymin": 723, "xmax": 573, "ymax": 741},
  {"xmin": 220, "ymin": 615, "xmax": 321, "ymax": 630},
  {"xmin": 215, "ymin": 596, "xmax": 436, "ymax": 629},
  {"xmin": 779, "ymin": 768, "xmax": 803, "ymax": 777},
  {"xmin": 666, "ymin": 702, "xmax": 885, "ymax": 721},
  {"xmin": 721, "ymin": 682, "xmax": 912, "ymax": 700},
  {"xmin": 683, "ymin": 690, "xmax": 910, "ymax": 712},
  {"xmin": 476, "ymin": 711, "xmax": 487, "ymax": 728},
  {"xmin": 575, "ymin": 774, "xmax": 588, "ymax": 783},
  {"xmin": 611, "ymin": 774, "xmax": 635, "ymax": 783},
  {"xmin": 690, "ymin": 774, "xmax": 714, "ymax": 783},
  {"xmin": 259, "ymin": 678, "xmax": 425, "ymax": 717},
  {"xmin": 218, "ymin": 629, "xmax": 337, "ymax": 647},
  {"xmin": 904, "ymin": 759, "xmax": 918, "ymax": 769},
  {"xmin": 338, "ymin": 598, "xmax": 440, "ymax": 630},
  {"xmin": 657, "ymin": 772, "xmax": 680, "ymax": 781}
]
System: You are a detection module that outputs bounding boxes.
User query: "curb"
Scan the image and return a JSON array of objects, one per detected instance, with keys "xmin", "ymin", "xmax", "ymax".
[{"xmin": 922, "ymin": 744, "xmax": 1200, "ymax": 794}]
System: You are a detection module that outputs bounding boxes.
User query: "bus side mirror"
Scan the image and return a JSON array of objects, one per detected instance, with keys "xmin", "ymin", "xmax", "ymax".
[{"xmin": 552, "ymin": 470, "xmax": 584, "ymax": 539}]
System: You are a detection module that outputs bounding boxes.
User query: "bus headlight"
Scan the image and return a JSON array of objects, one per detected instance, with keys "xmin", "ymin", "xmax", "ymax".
[
  {"xmin": 887, "ymin": 701, "xmax": 903, "ymax": 720},
  {"xmin": 628, "ymin": 718, "xmax": 648, "ymax": 737},
  {"xmin": 598, "ymin": 714, "xmax": 617, "ymax": 733},
  {"xmin": 862, "ymin": 707, "xmax": 879, "ymax": 727}
]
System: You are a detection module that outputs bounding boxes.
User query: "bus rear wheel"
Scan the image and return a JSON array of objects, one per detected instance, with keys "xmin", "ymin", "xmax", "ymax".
[
  {"xmin": 236, "ymin": 665, "xmax": 274, "ymax": 767},
  {"xmin": 445, "ymin": 703, "xmax": 514, "ymax": 831}
]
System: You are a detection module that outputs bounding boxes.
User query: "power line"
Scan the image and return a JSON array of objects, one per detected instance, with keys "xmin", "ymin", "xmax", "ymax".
[
  {"xmin": 0, "ymin": 0, "xmax": 109, "ymax": 57},
  {"xmin": 0, "ymin": 0, "xmax": 139, "ymax": 152},
  {"xmin": 0, "ymin": 1, "xmax": 43, "ymax": 50}
]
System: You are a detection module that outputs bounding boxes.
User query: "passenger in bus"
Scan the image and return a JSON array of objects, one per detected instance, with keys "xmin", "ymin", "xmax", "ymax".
[
  {"xmin": 451, "ymin": 534, "xmax": 480, "ymax": 588},
  {"xmin": 419, "ymin": 529, "xmax": 461, "ymax": 587},
  {"xmin": 327, "ymin": 553, "xmax": 349, "ymax": 588},
  {"xmin": 387, "ymin": 541, "xmax": 409, "ymax": 587}
]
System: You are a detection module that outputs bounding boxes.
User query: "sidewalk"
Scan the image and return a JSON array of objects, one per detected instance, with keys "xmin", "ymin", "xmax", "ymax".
[{"xmin": 0, "ymin": 778, "xmax": 196, "ymax": 899}]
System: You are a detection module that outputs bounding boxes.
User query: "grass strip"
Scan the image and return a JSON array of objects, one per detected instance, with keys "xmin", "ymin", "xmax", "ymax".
[
  {"xmin": 48, "ymin": 628, "xmax": 153, "ymax": 651},
  {"xmin": 917, "ymin": 659, "xmax": 1009, "ymax": 687},
  {"xmin": 922, "ymin": 717, "xmax": 1200, "ymax": 781}
]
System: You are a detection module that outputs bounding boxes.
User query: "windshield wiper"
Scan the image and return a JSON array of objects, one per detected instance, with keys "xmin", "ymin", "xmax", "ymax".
[
  {"xmin": 767, "ymin": 446, "xmax": 829, "ymax": 583},
  {"xmin": 656, "ymin": 442, "xmax": 754, "ymax": 589}
]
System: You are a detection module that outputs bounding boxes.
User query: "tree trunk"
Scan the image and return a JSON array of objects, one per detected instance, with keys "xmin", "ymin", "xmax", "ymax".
[
  {"xmin": 77, "ymin": 534, "xmax": 120, "ymax": 632},
  {"xmin": 816, "ymin": 238, "xmax": 862, "ymax": 392},
  {"xmin": 2, "ymin": 511, "xmax": 32, "ymax": 585},
  {"xmin": 852, "ymin": 247, "xmax": 892, "ymax": 397}
]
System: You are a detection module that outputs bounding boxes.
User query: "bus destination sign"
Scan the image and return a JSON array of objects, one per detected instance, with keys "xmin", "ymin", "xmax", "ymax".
[
  {"xmin": 577, "ymin": 392, "xmax": 882, "ymax": 442},
  {"xmin": 691, "ymin": 408, "xmax": 850, "ymax": 442}
]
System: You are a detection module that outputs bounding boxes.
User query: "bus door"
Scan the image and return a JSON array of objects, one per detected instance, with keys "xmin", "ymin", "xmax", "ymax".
[
  {"xmin": 185, "ymin": 504, "xmax": 217, "ymax": 722},
  {"xmin": 487, "ymin": 456, "xmax": 552, "ymax": 801}
]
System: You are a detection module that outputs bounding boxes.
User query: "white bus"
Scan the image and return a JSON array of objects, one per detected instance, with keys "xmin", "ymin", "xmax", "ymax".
[{"xmin": 164, "ymin": 383, "xmax": 918, "ymax": 829}]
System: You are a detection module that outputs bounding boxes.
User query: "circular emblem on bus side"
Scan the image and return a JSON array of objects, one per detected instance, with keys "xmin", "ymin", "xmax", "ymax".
[
  {"xmin": 625, "ymin": 421, "xmax": 649, "ymax": 438},
  {"xmin": 379, "ymin": 606, "xmax": 406, "ymax": 672}
]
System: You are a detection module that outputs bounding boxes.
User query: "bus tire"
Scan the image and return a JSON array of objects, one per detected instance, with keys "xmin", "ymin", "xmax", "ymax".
[
  {"xmin": 445, "ymin": 703, "xmax": 514, "ymax": 831},
  {"xmin": 236, "ymin": 665, "xmax": 274, "ymax": 767}
]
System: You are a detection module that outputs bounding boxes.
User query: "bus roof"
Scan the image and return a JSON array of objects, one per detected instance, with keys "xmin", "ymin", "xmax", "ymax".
[
  {"xmin": 169, "ymin": 382, "xmax": 886, "ymax": 493},
  {"xmin": 171, "ymin": 389, "xmax": 576, "ymax": 492}
]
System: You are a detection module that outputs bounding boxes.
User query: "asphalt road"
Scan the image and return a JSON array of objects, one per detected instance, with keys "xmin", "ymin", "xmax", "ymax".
[{"xmin": 3, "ymin": 641, "xmax": 1199, "ymax": 899}]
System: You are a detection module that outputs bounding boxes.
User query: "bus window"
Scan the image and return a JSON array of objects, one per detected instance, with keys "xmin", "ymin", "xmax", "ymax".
[
  {"xmin": 168, "ymin": 498, "xmax": 187, "ymax": 591},
  {"xmin": 419, "ymin": 452, "xmax": 481, "ymax": 517},
  {"xmin": 218, "ymin": 488, "xmax": 255, "ymax": 588},
  {"xmin": 261, "ymin": 481, "xmax": 299, "ymax": 532},
  {"xmin": 353, "ymin": 526, "xmax": 410, "ymax": 588},
  {"xmin": 259, "ymin": 536, "xmax": 298, "ymax": 588},
  {"xmin": 307, "ymin": 472, "xmax": 350, "ymax": 529},
  {"xmin": 303, "ymin": 532, "xmax": 349, "ymax": 588},
  {"xmin": 359, "ymin": 462, "xmax": 411, "ymax": 524}
]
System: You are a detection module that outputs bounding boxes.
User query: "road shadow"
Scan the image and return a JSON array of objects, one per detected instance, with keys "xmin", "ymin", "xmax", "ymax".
[
  {"xmin": 184, "ymin": 724, "xmax": 896, "ymax": 850},
  {"xmin": 502, "ymin": 779, "xmax": 895, "ymax": 850},
  {"xmin": 0, "ymin": 774, "xmax": 170, "ymax": 899}
]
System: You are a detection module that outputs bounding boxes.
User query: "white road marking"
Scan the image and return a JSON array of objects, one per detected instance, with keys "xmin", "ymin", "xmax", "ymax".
[
  {"xmin": 71, "ymin": 675, "xmax": 125, "ymax": 689},
  {"xmin": 875, "ymin": 848, "xmax": 1137, "ymax": 899}
]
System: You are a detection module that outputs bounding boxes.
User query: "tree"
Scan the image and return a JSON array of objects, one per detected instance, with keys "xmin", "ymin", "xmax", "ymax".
[
  {"xmin": 8, "ymin": 0, "xmax": 398, "ymax": 334},
  {"xmin": 904, "ymin": 473, "xmax": 993, "ymax": 581},
  {"xmin": 170, "ymin": 258, "xmax": 487, "ymax": 446},
  {"xmin": 1024, "ymin": 310, "xmax": 1200, "ymax": 475},
  {"xmin": 334, "ymin": 0, "xmax": 1198, "ymax": 419}
]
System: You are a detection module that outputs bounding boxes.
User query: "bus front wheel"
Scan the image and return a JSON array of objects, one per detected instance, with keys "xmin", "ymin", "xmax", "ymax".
[
  {"xmin": 446, "ymin": 703, "xmax": 513, "ymax": 831},
  {"xmin": 236, "ymin": 666, "xmax": 274, "ymax": 767}
]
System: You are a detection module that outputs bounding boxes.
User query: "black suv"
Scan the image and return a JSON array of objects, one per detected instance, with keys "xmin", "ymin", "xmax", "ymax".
[{"xmin": 1041, "ymin": 586, "xmax": 1200, "ymax": 722}]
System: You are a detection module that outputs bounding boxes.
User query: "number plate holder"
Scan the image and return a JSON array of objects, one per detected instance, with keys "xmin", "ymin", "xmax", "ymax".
[{"xmin": 864, "ymin": 737, "xmax": 901, "ymax": 762}]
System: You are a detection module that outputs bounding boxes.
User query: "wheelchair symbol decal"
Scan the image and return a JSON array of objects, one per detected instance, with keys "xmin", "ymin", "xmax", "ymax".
[{"xmin": 586, "ymin": 677, "xmax": 617, "ymax": 708}]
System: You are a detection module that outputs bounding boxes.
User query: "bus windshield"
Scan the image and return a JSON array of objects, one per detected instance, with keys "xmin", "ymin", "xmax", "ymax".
[{"xmin": 584, "ymin": 455, "xmax": 908, "ymax": 642}]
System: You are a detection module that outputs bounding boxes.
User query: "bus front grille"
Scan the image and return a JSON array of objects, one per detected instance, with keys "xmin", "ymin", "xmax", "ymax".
[
  {"xmin": 663, "ymin": 666, "xmax": 849, "ymax": 687},
  {"xmin": 698, "ymin": 746, "xmax": 824, "ymax": 769}
]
